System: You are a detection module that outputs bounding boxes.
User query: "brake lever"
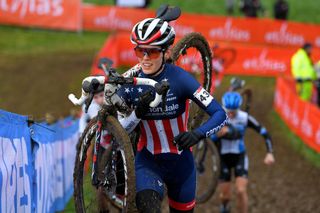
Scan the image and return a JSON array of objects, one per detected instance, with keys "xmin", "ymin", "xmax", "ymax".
[{"xmin": 155, "ymin": 81, "xmax": 170, "ymax": 111}]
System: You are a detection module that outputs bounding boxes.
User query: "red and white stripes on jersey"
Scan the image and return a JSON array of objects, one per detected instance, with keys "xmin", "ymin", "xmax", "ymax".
[{"xmin": 137, "ymin": 106, "xmax": 189, "ymax": 154}]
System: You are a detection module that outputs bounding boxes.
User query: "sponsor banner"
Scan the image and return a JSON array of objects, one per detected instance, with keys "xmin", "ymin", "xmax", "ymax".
[
  {"xmin": 274, "ymin": 77, "xmax": 320, "ymax": 153},
  {"xmin": 0, "ymin": 0, "xmax": 82, "ymax": 31},
  {"xmin": 0, "ymin": 110, "xmax": 33, "ymax": 213},
  {"xmin": 82, "ymin": 5, "xmax": 320, "ymax": 48},
  {"xmin": 0, "ymin": 109, "xmax": 79, "ymax": 213},
  {"xmin": 90, "ymin": 32, "xmax": 320, "ymax": 77},
  {"xmin": 30, "ymin": 118, "xmax": 79, "ymax": 213}
]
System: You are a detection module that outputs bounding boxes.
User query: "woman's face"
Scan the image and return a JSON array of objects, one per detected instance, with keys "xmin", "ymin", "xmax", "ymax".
[{"xmin": 134, "ymin": 45, "xmax": 166, "ymax": 75}]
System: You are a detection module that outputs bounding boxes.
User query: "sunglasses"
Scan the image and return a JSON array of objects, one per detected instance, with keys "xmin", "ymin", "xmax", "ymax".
[{"xmin": 134, "ymin": 47, "xmax": 163, "ymax": 59}]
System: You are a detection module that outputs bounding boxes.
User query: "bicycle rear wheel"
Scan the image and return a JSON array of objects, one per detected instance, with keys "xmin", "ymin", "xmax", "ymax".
[
  {"xmin": 172, "ymin": 33, "xmax": 220, "ymax": 204},
  {"xmin": 193, "ymin": 138, "xmax": 220, "ymax": 204},
  {"xmin": 171, "ymin": 32, "xmax": 213, "ymax": 130},
  {"xmin": 73, "ymin": 116, "xmax": 136, "ymax": 212}
]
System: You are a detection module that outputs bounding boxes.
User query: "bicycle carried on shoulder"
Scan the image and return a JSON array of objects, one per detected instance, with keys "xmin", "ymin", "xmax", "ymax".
[
  {"xmin": 69, "ymin": 58, "xmax": 169, "ymax": 212},
  {"xmin": 170, "ymin": 32, "xmax": 221, "ymax": 204}
]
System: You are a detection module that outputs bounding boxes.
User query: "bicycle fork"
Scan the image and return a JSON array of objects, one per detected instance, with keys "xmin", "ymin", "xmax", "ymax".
[{"xmin": 91, "ymin": 120, "xmax": 103, "ymax": 187}]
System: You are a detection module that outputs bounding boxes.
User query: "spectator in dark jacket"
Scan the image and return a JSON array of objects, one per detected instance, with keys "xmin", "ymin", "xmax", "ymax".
[
  {"xmin": 273, "ymin": 0, "xmax": 289, "ymax": 20},
  {"xmin": 240, "ymin": 0, "xmax": 265, "ymax": 17}
]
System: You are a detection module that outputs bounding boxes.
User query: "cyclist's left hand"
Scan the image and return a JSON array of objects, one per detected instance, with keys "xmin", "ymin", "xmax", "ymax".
[
  {"xmin": 264, "ymin": 153, "xmax": 275, "ymax": 165},
  {"xmin": 174, "ymin": 131, "xmax": 202, "ymax": 151}
]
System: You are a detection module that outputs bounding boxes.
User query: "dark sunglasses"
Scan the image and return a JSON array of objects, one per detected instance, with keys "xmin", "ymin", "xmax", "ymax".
[{"xmin": 134, "ymin": 47, "xmax": 163, "ymax": 59}]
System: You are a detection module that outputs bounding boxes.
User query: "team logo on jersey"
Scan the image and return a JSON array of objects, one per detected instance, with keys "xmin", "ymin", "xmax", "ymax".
[{"xmin": 193, "ymin": 87, "xmax": 213, "ymax": 107}]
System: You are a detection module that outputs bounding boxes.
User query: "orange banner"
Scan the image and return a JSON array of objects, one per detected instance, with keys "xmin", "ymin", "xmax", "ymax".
[
  {"xmin": 83, "ymin": 5, "xmax": 320, "ymax": 48},
  {"xmin": 0, "ymin": 0, "xmax": 81, "ymax": 31},
  {"xmin": 274, "ymin": 77, "xmax": 320, "ymax": 153},
  {"xmin": 90, "ymin": 32, "xmax": 320, "ymax": 77}
]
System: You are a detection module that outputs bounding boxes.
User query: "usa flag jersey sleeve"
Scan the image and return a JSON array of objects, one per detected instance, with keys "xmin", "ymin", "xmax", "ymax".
[{"xmin": 175, "ymin": 67, "xmax": 228, "ymax": 138}]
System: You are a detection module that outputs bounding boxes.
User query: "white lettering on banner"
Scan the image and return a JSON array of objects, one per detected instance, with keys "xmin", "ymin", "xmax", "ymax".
[
  {"xmin": 264, "ymin": 23, "xmax": 305, "ymax": 46},
  {"xmin": 243, "ymin": 49, "xmax": 287, "ymax": 72},
  {"xmin": 94, "ymin": 8, "xmax": 133, "ymax": 30},
  {"xmin": 63, "ymin": 133, "xmax": 78, "ymax": 193},
  {"xmin": 0, "ymin": 137, "xmax": 31, "ymax": 212},
  {"xmin": 274, "ymin": 90, "xmax": 282, "ymax": 108},
  {"xmin": 291, "ymin": 102, "xmax": 300, "ymax": 128},
  {"xmin": 209, "ymin": 19, "xmax": 250, "ymax": 42},
  {"xmin": 315, "ymin": 126, "xmax": 320, "ymax": 145},
  {"xmin": 0, "ymin": 0, "xmax": 63, "ymax": 17},
  {"xmin": 170, "ymin": 22, "xmax": 193, "ymax": 37},
  {"xmin": 301, "ymin": 105, "xmax": 313, "ymax": 138},
  {"xmin": 34, "ymin": 140, "xmax": 65, "ymax": 213},
  {"xmin": 315, "ymin": 37, "xmax": 320, "ymax": 48}
]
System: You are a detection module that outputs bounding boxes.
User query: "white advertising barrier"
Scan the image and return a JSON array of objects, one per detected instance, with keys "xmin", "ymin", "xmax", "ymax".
[
  {"xmin": 0, "ymin": 110, "xmax": 33, "ymax": 212},
  {"xmin": 0, "ymin": 110, "xmax": 79, "ymax": 213}
]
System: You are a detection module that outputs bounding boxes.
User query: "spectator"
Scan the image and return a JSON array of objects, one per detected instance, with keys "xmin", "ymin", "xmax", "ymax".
[
  {"xmin": 273, "ymin": 0, "xmax": 289, "ymax": 20},
  {"xmin": 225, "ymin": 0, "xmax": 235, "ymax": 15},
  {"xmin": 291, "ymin": 43, "xmax": 317, "ymax": 102},
  {"xmin": 314, "ymin": 61, "xmax": 320, "ymax": 106},
  {"xmin": 240, "ymin": 0, "xmax": 265, "ymax": 17}
]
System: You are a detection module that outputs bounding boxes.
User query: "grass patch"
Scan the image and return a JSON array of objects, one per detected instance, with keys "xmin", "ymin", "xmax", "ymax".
[
  {"xmin": 0, "ymin": 25, "xmax": 109, "ymax": 55},
  {"xmin": 271, "ymin": 111, "xmax": 320, "ymax": 168}
]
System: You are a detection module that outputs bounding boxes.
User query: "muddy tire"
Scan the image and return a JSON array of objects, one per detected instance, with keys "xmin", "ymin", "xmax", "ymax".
[{"xmin": 73, "ymin": 116, "xmax": 136, "ymax": 212}]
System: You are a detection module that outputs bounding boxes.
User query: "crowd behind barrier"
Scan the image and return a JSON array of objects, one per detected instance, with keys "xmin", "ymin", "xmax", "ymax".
[
  {"xmin": 1, "ymin": 3, "xmax": 320, "ymax": 48},
  {"xmin": 0, "ymin": 110, "xmax": 79, "ymax": 213}
]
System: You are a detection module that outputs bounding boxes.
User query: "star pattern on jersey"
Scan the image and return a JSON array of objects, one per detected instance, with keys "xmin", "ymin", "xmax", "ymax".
[
  {"xmin": 162, "ymin": 78, "xmax": 168, "ymax": 82},
  {"xmin": 124, "ymin": 88, "xmax": 130, "ymax": 93},
  {"xmin": 138, "ymin": 87, "xmax": 143, "ymax": 93}
]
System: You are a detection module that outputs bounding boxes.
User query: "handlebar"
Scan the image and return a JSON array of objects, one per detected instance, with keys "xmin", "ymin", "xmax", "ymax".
[
  {"xmin": 68, "ymin": 76, "xmax": 169, "ymax": 109},
  {"xmin": 68, "ymin": 58, "xmax": 170, "ymax": 111}
]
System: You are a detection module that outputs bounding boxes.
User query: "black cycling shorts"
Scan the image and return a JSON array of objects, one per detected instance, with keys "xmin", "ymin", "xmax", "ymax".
[{"xmin": 219, "ymin": 152, "xmax": 248, "ymax": 182}]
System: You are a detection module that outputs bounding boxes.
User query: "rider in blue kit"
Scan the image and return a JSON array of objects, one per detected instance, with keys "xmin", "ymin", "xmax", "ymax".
[
  {"xmin": 211, "ymin": 91, "xmax": 275, "ymax": 213},
  {"xmin": 118, "ymin": 17, "xmax": 227, "ymax": 212}
]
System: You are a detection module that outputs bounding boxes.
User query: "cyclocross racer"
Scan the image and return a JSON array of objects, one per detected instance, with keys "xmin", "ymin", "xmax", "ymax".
[
  {"xmin": 211, "ymin": 91, "xmax": 275, "ymax": 213},
  {"xmin": 118, "ymin": 17, "xmax": 227, "ymax": 212}
]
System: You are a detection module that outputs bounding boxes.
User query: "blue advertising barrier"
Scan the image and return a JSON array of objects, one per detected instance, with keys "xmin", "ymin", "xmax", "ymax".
[
  {"xmin": 0, "ymin": 110, "xmax": 33, "ymax": 212},
  {"xmin": 0, "ymin": 110, "xmax": 79, "ymax": 213}
]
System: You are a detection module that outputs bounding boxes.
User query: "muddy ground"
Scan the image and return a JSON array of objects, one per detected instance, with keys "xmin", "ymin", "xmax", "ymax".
[{"xmin": 1, "ymin": 53, "xmax": 320, "ymax": 213}]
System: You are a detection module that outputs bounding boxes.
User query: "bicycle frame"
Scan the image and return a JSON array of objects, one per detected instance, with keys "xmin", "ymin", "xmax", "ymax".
[{"xmin": 69, "ymin": 58, "xmax": 170, "ymax": 199}]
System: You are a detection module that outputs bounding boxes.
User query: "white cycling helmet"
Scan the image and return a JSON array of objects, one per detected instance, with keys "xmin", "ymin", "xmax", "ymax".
[{"xmin": 130, "ymin": 18, "xmax": 175, "ymax": 49}]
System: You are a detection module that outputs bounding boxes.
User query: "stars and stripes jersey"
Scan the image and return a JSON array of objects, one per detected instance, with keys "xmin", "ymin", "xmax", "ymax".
[
  {"xmin": 118, "ymin": 63, "xmax": 227, "ymax": 155},
  {"xmin": 211, "ymin": 110, "xmax": 273, "ymax": 155}
]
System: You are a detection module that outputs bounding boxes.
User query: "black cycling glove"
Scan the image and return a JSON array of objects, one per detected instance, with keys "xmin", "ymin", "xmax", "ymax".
[
  {"xmin": 174, "ymin": 130, "xmax": 203, "ymax": 151},
  {"xmin": 135, "ymin": 89, "xmax": 154, "ymax": 119}
]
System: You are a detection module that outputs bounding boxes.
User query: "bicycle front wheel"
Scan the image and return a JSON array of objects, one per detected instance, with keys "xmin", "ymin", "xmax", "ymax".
[
  {"xmin": 171, "ymin": 32, "xmax": 213, "ymax": 130},
  {"xmin": 73, "ymin": 116, "xmax": 136, "ymax": 212},
  {"xmin": 193, "ymin": 138, "xmax": 220, "ymax": 204}
]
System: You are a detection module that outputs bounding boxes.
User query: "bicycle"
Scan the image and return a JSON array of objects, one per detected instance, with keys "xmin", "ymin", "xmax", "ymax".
[
  {"xmin": 69, "ymin": 58, "xmax": 169, "ymax": 212},
  {"xmin": 170, "ymin": 32, "xmax": 221, "ymax": 204}
]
